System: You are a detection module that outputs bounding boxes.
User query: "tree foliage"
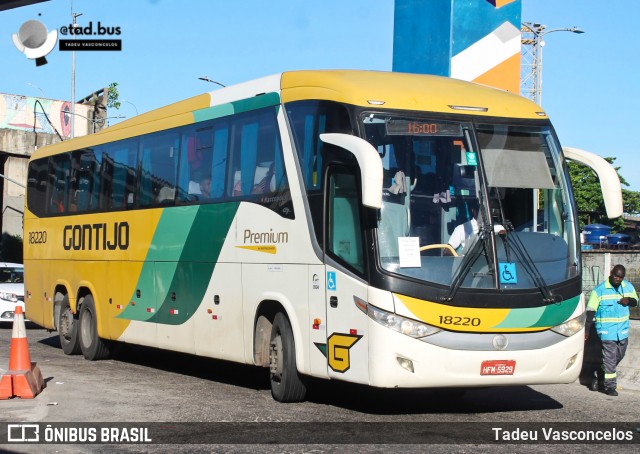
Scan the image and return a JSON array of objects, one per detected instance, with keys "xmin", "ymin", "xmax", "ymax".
[
  {"xmin": 0, "ymin": 233, "xmax": 23, "ymax": 263},
  {"xmin": 107, "ymin": 82, "xmax": 121, "ymax": 110},
  {"xmin": 622, "ymin": 188, "xmax": 640, "ymax": 214}
]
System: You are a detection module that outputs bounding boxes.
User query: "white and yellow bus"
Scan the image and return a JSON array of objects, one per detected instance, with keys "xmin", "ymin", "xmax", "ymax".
[{"xmin": 24, "ymin": 70, "xmax": 621, "ymax": 402}]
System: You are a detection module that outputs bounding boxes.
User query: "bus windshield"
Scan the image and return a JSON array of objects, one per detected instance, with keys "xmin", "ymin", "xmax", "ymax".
[{"xmin": 362, "ymin": 113, "xmax": 578, "ymax": 291}]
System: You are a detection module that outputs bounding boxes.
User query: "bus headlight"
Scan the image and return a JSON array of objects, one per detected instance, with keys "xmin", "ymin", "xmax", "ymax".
[
  {"xmin": 550, "ymin": 312, "xmax": 586, "ymax": 337},
  {"xmin": 358, "ymin": 301, "xmax": 440, "ymax": 338}
]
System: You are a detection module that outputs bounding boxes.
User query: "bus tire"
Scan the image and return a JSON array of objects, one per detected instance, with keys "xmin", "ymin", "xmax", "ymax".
[
  {"xmin": 79, "ymin": 295, "xmax": 112, "ymax": 361},
  {"xmin": 58, "ymin": 295, "xmax": 81, "ymax": 355},
  {"xmin": 269, "ymin": 312, "xmax": 306, "ymax": 403}
]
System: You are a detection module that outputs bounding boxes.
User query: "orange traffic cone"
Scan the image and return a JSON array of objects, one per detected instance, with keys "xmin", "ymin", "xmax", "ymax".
[{"xmin": 0, "ymin": 306, "xmax": 45, "ymax": 399}]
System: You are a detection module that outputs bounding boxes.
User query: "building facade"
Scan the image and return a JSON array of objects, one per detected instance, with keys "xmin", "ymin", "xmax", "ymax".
[{"xmin": 0, "ymin": 89, "xmax": 108, "ymax": 237}]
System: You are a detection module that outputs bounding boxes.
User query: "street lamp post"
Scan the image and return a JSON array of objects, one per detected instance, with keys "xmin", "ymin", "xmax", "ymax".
[
  {"xmin": 520, "ymin": 22, "xmax": 584, "ymax": 105},
  {"xmin": 26, "ymin": 82, "xmax": 45, "ymax": 97},
  {"xmin": 71, "ymin": 10, "xmax": 83, "ymax": 139},
  {"xmin": 69, "ymin": 112, "xmax": 126, "ymax": 134},
  {"xmin": 122, "ymin": 100, "xmax": 138, "ymax": 116},
  {"xmin": 198, "ymin": 76, "xmax": 226, "ymax": 88}
]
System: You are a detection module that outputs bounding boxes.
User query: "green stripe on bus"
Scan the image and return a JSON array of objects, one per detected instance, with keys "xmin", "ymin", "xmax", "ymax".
[
  {"xmin": 147, "ymin": 207, "xmax": 199, "ymax": 261},
  {"xmin": 231, "ymin": 92, "xmax": 280, "ymax": 114},
  {"xmin": 193, "ymin": 103, "xmax": 234, "ymax": 123},
  {"xmin": 493, "ymin": 305, "xmax": 546, "ymax": 329},
  {"xmin": 119, "ymin": 202, "xmax": 240, "ymax": 324},
  {"xmin": 150, "ymin": 202, "xmax": 239, "ymax": 324},
  {"xmin": 193, "ymin": 92, "xmax": 281, "ymax": 123},
  {"xmin": 533, "ymin": 295, "xmax": 580, "ymax": 328},
  {"xmin": 495, "ymin": 295, "xmax": 580, "ymax": 329}
]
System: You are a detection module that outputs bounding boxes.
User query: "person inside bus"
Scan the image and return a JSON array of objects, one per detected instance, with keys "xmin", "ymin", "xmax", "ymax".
[
  {"xmin": 445, "ymin": 200, "xmax": 505, "ymax": 255},
  {"xmin": 188, "ymin": 169, "xmax": 211, "ymax": 200},
  {"xmin": 199, "ymin": 177, "xmax": 211, "ymax": 199}
]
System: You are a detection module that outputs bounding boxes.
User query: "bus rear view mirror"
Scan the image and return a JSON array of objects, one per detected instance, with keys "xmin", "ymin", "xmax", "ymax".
[
  {"xmin": 319, "ymin": 133, "xmax": 383, "ymax": 209},
  {"xmin": 563, "ymin": 146, "xmax": 623, "ymax": 219}
]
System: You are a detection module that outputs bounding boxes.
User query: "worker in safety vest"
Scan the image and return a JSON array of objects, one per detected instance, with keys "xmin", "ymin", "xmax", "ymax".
[{"xmin": 585, "ymin": 264, "xmax": 638, "ymax": 396}]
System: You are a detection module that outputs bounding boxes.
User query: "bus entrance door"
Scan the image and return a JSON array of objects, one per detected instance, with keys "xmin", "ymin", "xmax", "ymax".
[
  {"xmin": 308, "ymin": 264, "xmax": 327, "ymax": 378},
  {"xmin": 324, "ymin": 265, "xmax": 368, "ymax": 384}
]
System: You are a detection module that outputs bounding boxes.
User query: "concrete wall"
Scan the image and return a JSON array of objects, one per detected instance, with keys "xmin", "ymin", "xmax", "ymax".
[
  {"xmin": 582, "ymin": 251, "xmax": 640, "ymax": 320},
  {"xmin": 0, "ymin": 93, "xmax": 91, "ymax": 139},
  {"xmin": 0, "ymin": 92, "xmax": 101, "ymax": 238},
  {"xmin": 3, "ymin": 156, "xmax": 28, "ymax": 236},
  {"xmin": 0, "ymin": 130, "xmax": 62, "ymax": 237}
]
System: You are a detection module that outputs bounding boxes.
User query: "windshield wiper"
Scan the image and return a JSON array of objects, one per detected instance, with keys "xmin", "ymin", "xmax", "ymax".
[
  {"xmin": 442, "ymin": 224, "xmax": 492, "ymax": 302},
  {"xmin": 492, "ymin": 191, "xmax": 560, "ymax": 304},
  {"xmin": 443, "ymin": 132, "xmax": 497, "ymax": 302},
  {"xmin": 498, "ymin": 225, "xmax": 560, "ymax": 304}
]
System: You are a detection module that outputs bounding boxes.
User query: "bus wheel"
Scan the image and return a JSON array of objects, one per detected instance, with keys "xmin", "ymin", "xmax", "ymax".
[
  {"xmin": 58, "ymin": 295, "xmax": 81, "ymax": 355},
  {"xmin": 79, "ymin": 295, "xmax": 112, "ymax": 361},
  {"xmin": 269, "ymin": 312, "xmax": 306, "ymax": 403}
]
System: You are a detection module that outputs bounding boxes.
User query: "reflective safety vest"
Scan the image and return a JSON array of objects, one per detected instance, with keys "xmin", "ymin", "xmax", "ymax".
[{"xmin": 587, "ymin": 279, "xmax": 638, "ymax": 341}]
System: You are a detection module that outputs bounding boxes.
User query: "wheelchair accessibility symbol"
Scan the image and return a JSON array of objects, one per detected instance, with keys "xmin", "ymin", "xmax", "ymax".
[
  {"xmin": 327, "ymin": 271, "xmax": 337, "ymax": 291},
  {"xmin": 499, "ymin": 262, "xmax": 517, "ymax": 284}
]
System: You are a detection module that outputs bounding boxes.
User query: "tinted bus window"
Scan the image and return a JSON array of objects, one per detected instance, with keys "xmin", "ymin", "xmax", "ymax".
[
  {"xmin": 48, "ymin": 154, "xmax": 72, "ymax": 214},
  {"xmin": 102, "ymin": 140, "xmax": 138, "ymax": 210},
  {"xmin": 27, "ymin": 158, "xmax": 48, "ymax": 216},
  {"xmin": 139, "ymin": 132, "xmax": 179, "ymax": 207},
  {"xmin": 178, "ymin": 122, "xmax": 229, "ymax": 203},
  {"xmin": 72, "ymin": 148, "xmax": 102, "ymax": 212},
  {"xmin": 229, "ymin": 108, "xmax": 288, "ymax": 198},
  {"xmin": 286, "ymin": 100, "xmax": 353, "ymax": 191}
]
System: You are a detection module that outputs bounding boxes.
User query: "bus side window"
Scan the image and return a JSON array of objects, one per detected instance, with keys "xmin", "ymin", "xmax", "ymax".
[
  {"xmin": 177, "ymin": 123, "xmax": 227, "ymax": 203},
  {"xmin": 188, "ymin": 129, "xmax": 212, "ymax": 200},
  {"xmin": 26, "ymin": 157, "xmax": 48, "ymax": 217},
  {"xmin": 229, "ymin": 107, "xmax": 286, "ymax": 199},
  {"xmin": 288, "ymin": 100, "xmax": 352, "ymax": 192},
  {"xmin": 139, "ymin": 132, "xmax": 179, "ymax": 207},
  {"xmin": 252, "ymin": 123, "xmax": 286, "ymax": 195},
  {"xmin": 48, "ymin": 154, "xmax": 71, "ymax": 214},
  {"xmin": 74, "ymin": 149, "xmax": 100, "ymax": 212},
  {"xmin": 103, "ymin": 140, "xmax": 137, "ymax": 210},
  {"xmin": 231, "ymin": 121, "xmax": 259, "ymax": 197},
  {"xmin": 210, "ymin": 126, "xmax": 229, "ymax": 199}
]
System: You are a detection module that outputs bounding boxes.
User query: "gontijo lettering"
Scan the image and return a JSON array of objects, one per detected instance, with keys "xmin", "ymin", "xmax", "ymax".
[{"xmin": 63, "ymin": 222, "xmax": 129, "ymax": 251}]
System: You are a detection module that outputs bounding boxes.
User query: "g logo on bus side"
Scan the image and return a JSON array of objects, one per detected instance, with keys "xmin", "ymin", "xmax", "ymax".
[{"xmin": 327, "ymin": 333, "xmax": 362, "ymax": 373}]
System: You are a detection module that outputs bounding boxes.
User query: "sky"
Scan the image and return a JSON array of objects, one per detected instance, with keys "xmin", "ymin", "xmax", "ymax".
[{"xmin": 1, "ymin": 0, "xmax": 638, "ymax": 191}]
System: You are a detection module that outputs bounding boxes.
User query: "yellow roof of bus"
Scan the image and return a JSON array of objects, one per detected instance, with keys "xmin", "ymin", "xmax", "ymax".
[
  {"xmin": 281, "ymin": 70, "xmax": 545, "ymax": 119},
  {"xmin": 31, "ymin": 70, "xmax": 546, "ymax": 160}
]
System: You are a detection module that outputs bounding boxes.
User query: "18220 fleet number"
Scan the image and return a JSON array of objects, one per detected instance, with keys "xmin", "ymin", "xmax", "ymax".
[
  {"xmin": 28, "ymin": 230, "xmax": 47, "ymax": 244},
  {"xmin": 438, "ymin": 315, "xmax": 481, "ymax": 327}
]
